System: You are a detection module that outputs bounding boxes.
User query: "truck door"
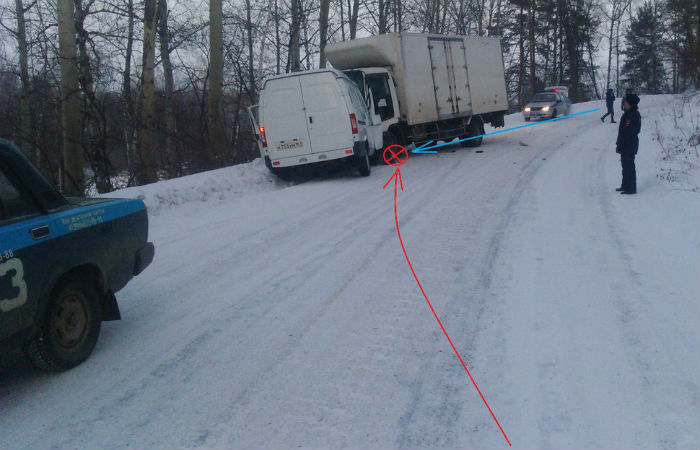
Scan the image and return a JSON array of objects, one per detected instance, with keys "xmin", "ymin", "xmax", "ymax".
[
  {"xmin": 299, "ymin": 73, "xmax": 353, "ymax": 154},
  {"xmin": 262, "ymin": 77, "xmax": 313, "ymax": 158},
  {"xmin": 452, "ymin": 41, "xmax": 472, "ymax": 114},
  {"xmin": 427, "ymin": 38, "xmax": 455, "ymax": 118}
]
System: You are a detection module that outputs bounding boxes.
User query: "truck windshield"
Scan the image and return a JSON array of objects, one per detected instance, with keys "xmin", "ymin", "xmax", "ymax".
[{"xmin": 366, "ymin": 73, "xmax": 395, "ymax": 121}]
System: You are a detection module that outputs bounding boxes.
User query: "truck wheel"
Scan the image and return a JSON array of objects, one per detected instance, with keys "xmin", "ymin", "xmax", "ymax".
[
  {"xmin": 357, "ymin": 145, "xmax": 371, "ymax": 177},
  {"xmin": 462, "ymin": 118, "xmax": 485, "ymax": 148},
  {"xmin": 379, "ymin": 131, "xmax": 400, "ymax": 164},
  {"xmin": 24, "ymin": 277, "xmax": 102, "ymax": 371},
  {"xmin": 552, "ymin": 109, "xmax": 558, "ymax": 118}
]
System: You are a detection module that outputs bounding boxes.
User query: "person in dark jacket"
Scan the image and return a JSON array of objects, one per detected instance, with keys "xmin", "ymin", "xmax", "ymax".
[
  {"xmin": 601, "ymin": 88, "xmax": 616, "ymax": 123},
  {"xmin": 616, "ymin": 94, "xmax": 641, "ymax": 194}
]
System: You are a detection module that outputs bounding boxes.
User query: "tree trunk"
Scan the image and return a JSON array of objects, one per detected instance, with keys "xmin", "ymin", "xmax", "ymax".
[
  {"xmin": 289, "ymin": 0, "xmax": 301, "ymax": 71},
  {"xmin": 245, "ymin": 0, "xmax": 257, "ymax": 99},
  {"xmin": 319, "ymin": 0, "xmax": 330, "ymax": 67},
  {"xmin": 139, "ymin": 0, "xmax": 158, "ymax": 183},
  {"xmin": 58, "ymin": 0, "xmax": 84, "ymax": 195},
  {"xmin": 339, "ymin": 0, "xmax": 345, "ymax": 40},
  {"xmin": 275, "ymin": 0, "xmax": 281, "ymax": 74},
  {"xmin": 14, "ymin": 0, "xmax": 36, "ymax": 162},
  {"xmin": 123, "ymin": 0, "xmax": 136, "ymax": 176},
  {"xmin": 157, "ymin": 0, "xmax": 178, "ymax": 177},
  {"xmin": 518, "ymin": 5, "xmax": 525, "ymax": 107},
  {"xmin": 529, "ymin": 0, "xmax": 536, "ymax": 96},
  {"xmin": 208, "ymin": 0, "xmax": 227, "ymax": 165},
  {"xmin": 349, "ymin": 0, "xmax": 359, "ymax": 38}
]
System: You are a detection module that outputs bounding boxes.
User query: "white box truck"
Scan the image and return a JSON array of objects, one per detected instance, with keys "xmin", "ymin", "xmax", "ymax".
[
  {"xmin": 325, "ymin": 33, "xmax": 508, "ymax": 149},
  {"xmin": 254, "ymin": 69, "xmax": 383, "ymax": 179}
]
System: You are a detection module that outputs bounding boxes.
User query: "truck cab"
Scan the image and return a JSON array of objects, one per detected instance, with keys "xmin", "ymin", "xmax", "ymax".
[
  {"xmin": 0, "ymin": 139, "xmax": 154, "ymax": 371},
  {"xmin": 344, "ymin": 68, "xmax": 401, "ymax": 135}
]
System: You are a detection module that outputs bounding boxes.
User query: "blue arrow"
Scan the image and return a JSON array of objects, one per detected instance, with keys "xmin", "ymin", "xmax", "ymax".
[
  {"xmin": 410, "ymin": 107, "xmax": 601, "ymax": 153},
  {"xmin": 411, "ymin": 140, "xmax": 438, "ymax": 154}
]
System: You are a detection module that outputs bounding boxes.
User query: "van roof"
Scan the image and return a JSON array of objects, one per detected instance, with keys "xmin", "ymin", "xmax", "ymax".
[{"xmin": 262, "ymin": 68, "xmax": 347, "ymax": 88}]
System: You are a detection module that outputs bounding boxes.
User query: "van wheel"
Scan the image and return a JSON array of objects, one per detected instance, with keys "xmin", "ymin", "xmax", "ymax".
[
  {"xmin": 271, "ymin": 167, "xmax": 295, "ymax": 181},
  {"xmin": 552, "ymin": 109, "xmax": 558, "ymax": 118},
  {"xmin": 462, "ymin": 118, "xmax": 484, "ymax": 148},
  {"xmin": 357, "ymin": 147, "xmax": 371, "ymax": 177},
  {"xmin": 24, "ymin": 277, "xmax": 102, "ymax": 371}
]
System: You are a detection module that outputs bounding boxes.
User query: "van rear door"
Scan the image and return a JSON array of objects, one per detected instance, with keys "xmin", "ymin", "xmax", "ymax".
[
  {"xmin": 299, "ymin": 73, "xmax": 353, "ymax": 154},
  {"xmin": 262, "ymin": 77, "xmax": 313, "ymax": 159}
]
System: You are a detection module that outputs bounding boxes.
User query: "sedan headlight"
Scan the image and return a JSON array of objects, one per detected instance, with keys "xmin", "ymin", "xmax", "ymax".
[
  {"xmin": 542, "ymin": 106, "xmax": 550, "ymax": 112},
  {"xmin": 524, "ymin": 107, "xmax": 531, "ymax": 112}
]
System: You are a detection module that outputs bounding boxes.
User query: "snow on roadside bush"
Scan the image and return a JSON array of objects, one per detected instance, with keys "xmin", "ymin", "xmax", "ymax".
[
  {"xmin": 650, "ymin": 92, "xmax": 700, "ymax": 192},
  {"xmin": 101, "ymin": 158, "xmax": 289, "ymax": 214}
]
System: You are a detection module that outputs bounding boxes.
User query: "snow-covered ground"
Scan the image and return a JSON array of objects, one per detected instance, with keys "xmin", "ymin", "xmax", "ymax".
[{"xmin": 1, "ymin": 95, "xmax": 698, "ymax": 449}]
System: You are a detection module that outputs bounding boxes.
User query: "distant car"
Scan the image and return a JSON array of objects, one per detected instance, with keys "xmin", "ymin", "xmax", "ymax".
[
  {"xmin": 0, "ymin": 140, "xmax": 154, "ymax": 371},
  {"xmin": 523, "ymin": 90, "xmax": 571, "ymax": 121},
  {"xmin": 255, "ymin": 68, "xmax": 383, "ymax": 179}
]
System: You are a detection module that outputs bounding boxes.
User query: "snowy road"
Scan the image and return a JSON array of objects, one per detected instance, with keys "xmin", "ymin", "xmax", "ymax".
[{"xmin": 1, "ymin": 100, "xmax": 698, "ymax": 449}]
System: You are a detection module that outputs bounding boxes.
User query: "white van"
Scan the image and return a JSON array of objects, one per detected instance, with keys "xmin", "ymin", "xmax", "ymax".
[{"xmin": 255, "ymin": 69, "xmax": 382, "ymax": 178}]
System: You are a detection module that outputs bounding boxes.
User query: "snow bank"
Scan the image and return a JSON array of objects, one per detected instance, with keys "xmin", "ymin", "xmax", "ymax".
[
  {"xmin": 648, "ymin": 92, "xmax": 700, "ymax": 192},
  {"xmin": 101, "ymin": 158, "xmax": 290, "ymax": 214}
]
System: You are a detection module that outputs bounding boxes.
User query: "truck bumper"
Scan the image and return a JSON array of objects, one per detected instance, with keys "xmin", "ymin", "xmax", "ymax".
[{"xmin": 134, "ymin": 242, "xmax": 155, "ymax": 276}]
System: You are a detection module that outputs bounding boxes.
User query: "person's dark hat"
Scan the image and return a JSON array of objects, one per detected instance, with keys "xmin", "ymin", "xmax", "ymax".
[{"xmin": 625, "ymin": 94, "xmax": 640, "ymax": 107}]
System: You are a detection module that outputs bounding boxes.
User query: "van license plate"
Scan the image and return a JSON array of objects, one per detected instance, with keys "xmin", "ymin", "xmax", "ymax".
[{"xmin": 277, "ymin": 139, "xmax": 303, "ymax": 150}]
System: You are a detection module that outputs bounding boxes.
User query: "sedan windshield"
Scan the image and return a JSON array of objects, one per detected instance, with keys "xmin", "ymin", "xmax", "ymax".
[{"xmin": 533, "ymin": 93, "xmax": 556, "ymax": 102}]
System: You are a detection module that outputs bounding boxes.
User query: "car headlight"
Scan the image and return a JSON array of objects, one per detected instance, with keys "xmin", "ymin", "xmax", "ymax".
[
  {"xmin": 542, "ymin": 106, "xmax": 550, "ymax": 112},
  {"xmin": 524, "ymin": 107, "xmax": 531, "ymax": 112}
]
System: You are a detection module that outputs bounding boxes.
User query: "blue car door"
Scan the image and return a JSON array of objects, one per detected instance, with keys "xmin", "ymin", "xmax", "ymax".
[{"xmin": 0, "ymin": 165, "xmax": 51, "ymax": 340}]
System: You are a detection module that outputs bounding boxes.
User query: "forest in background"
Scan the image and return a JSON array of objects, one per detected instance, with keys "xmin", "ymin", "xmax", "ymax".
[{"xmin": 0, "ymin": 0, "xmax": 698, "ymax": 194}]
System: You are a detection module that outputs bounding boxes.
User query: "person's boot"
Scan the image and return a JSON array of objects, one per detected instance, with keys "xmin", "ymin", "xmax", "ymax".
[
  {"xmin": 611, "ymin": 120, "xmax": 616, "ymax": 123},
  {"xmin": 600, "ymin": 116, "xmax": 604, "ymax": 122},
  {"xmin": 615, "ymin": 187, "xmax": 624, "ymax": 191}
]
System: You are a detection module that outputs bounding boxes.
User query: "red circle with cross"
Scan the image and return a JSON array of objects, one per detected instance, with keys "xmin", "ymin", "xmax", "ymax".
[{"xmin": 383, "ymin": 144, "xmax": 409, "ymax": 166}]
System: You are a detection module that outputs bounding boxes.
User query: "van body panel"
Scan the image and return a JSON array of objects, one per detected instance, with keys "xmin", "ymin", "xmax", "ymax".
[
  {"xmin": 259, "ymin": 69, "xmax": 378, "ymax": 172},
  {"xmin": 298, "ymin": 73, "xmax": 354, "ymax": 154},
  {"xmin": 261, "ymin": 77, "xmax": 312, "ymax": 159}
]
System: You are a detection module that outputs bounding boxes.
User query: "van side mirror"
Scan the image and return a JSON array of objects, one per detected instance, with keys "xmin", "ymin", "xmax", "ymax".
[{"xmin": 377, "ymin": 98, "xmax": 387, "ymax": 108}]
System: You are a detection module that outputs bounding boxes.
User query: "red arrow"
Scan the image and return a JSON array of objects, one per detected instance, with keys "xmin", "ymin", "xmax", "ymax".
[{"xmin": 383, "ymin": 168, "xmax": 512, "ymax": 447}]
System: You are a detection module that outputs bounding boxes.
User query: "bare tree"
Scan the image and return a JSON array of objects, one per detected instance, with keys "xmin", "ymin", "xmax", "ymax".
[
  {"xmin": 289, "ymin": 0, "xmax": 301, "ymax": 71},
  {"xmin": 14, "ymin": 0, "xmax": 36, "ymax": 162},
  {"xmin": 58, "ymin": 0, "xmax": 84, "ymax": 194},
  {"xmin": 208, "ymin": 0, "xmax": 227, "ymax": 164},
  {"xmin": 245, "ymin": 0, "xmax": 256, "ymax": 99},
  {"xmin": 319, "ymin": 0, "xmax": 330, "ymax": 67},
  {"xmin": 139, "ymin": 0, "xmax": 158, "ymax": 183},
  {"xmin": 157, "ymin": 0, "xmax": 179, "ymax": 175},
  {"xmin": 604, "ymin": 0, "xmax": 631, "ymax": 89}
]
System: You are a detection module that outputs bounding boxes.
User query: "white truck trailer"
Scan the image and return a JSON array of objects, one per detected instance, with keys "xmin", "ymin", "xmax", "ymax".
[{"xmin": 325, "ymin": 33, "xmax": 508, "ymax": 148}]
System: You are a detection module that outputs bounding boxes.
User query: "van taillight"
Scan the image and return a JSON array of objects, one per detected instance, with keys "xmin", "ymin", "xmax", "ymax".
[
  {"xmin": 349, "ymin": 114, "xmax": 358, "ymax": 134},
  {"xmin": 259, "ymin": 126, "xmax": 267, "ymax": 148}
]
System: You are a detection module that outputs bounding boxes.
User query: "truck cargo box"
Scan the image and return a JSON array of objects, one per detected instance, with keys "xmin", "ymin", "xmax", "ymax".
[{"xmin": 326, "ymin": 33, "xmax": 508, "ymax": 127}]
